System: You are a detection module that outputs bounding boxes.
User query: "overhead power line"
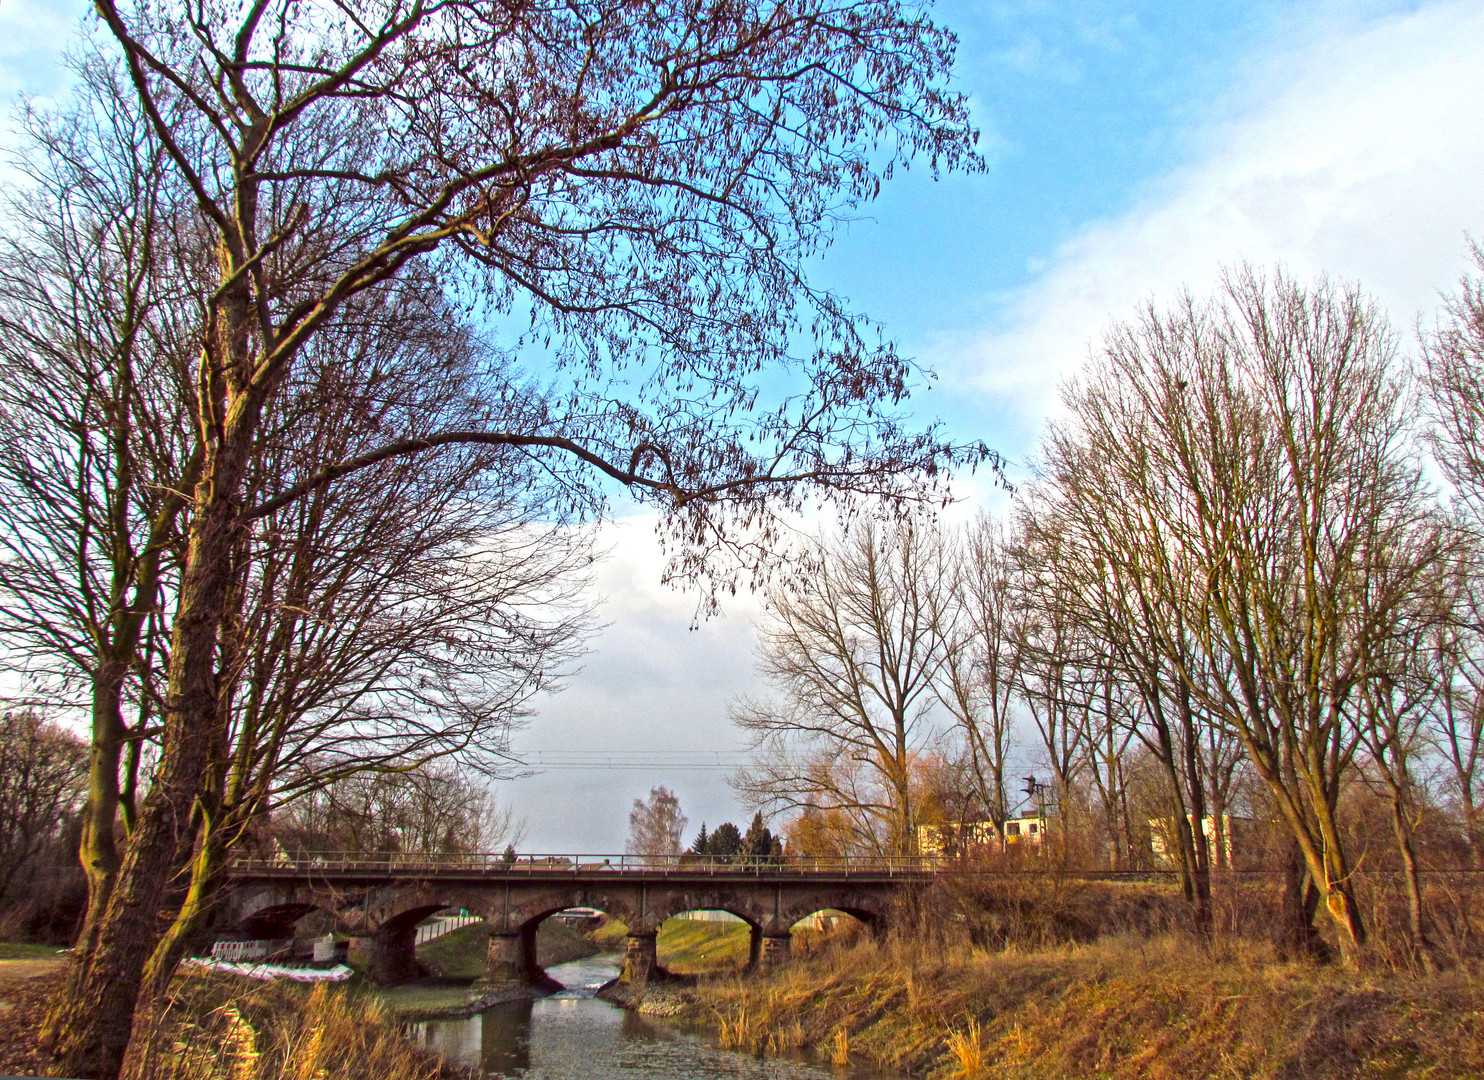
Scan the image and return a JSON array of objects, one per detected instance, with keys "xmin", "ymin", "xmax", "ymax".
[{"xmin": 514, "ymin": 750, "xmax": 751, "ymax": 771}]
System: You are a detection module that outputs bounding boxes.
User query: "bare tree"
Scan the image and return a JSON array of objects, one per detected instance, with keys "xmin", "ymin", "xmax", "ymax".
[
  {"xmin": 32, "ymin": 3, "xmax": 986, "ymax": 1072},
  {"xmin": 1021, "ymin": 462, "xmax": 1223, "ymax": 932},
  {"xmin": 2, "ymin": 57, "xmax": 595, "ymax": 1033},
  {"xmin": 0, "ymin": 709, "xmax": 87, "ymax": 907},
  {"xmin": 1422, "ymin": 246, "xmax": 1484, "ymax": 862},
  {"xmin": 1044, "ymin": 266, "xmax": 1435, "ymax": 964},
  {"xmin": 934, "ymin": 516, "xmax": 1022, "ymax": 835},
  {"xmin": 268, "ymin": 762, "xmax": 524, "ymax": 857},
  {"xmin": 0, "ymin": 56, "xmax": 198, "ymax": 958},
  {"xmin": 733, "ymin": 519, "xmax": 951, "ymax": 855},
  {"xmin": 626, "ymin": 786, "xmax": 688, "ymax": 867}
]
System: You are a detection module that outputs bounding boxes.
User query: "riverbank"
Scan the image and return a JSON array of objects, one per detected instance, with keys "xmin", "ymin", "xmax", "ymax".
[
  {"xmin": 657, "ymin": 932, "xmax": 1484, "ymax": 1079},
  {"xmin": 0, "ymin": 965, "xmax": 474, "ymax": 1080},
  {"xmin": 0, "ymin": 921, "xmax": 604, "ymax": 1076}
]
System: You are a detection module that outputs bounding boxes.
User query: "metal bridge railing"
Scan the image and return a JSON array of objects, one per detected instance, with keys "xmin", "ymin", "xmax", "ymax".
[
  {"xmin": 229, "ymin": 852, "xmax": 945, "ymax": 876},
  {"xmin": 223, "ymin": 853, "xmax": 1484, "ymax": 881}
]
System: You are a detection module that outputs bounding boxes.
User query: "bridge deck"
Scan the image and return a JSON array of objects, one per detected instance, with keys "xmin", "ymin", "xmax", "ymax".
[
  {"xmin": 225, "ymin": 852, "xmax": 1192, "ymax": 886},
  {"xmin": 229, "ymin": 853, "xmax": 937, "ymax": 884}
]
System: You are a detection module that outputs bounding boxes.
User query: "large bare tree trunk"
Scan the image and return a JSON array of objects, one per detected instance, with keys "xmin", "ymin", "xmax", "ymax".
[
  {"xmin": 47, "ymin": 432, "xmax": 249, "ymax": 1079},
  {"xmin": 1310, "ymin": 805, "xmax": 1368, "ymax": 965},
  {"xmin": 118, "ymin": 816, "xmax": 234, "ymax": 1079},
  {"xmin": 72, "ymin": 666, "xmax": 129, "ymax": 958},
  {"xmin": 1276, "ymin": 840, "xmax": 1330, "ymax": 962}
]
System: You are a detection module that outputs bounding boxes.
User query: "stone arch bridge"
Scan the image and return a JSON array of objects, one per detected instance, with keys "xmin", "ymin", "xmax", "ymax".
[{"xmin": 222, "ymin": 853, "xmax": 934, "ymax": 986}]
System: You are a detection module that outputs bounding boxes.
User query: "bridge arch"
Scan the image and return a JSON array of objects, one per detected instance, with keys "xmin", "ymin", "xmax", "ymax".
[
  {"xmin": 660, "ymin": 908, "xmax": 765, "ymax": 971},
  {"xmin": 789, "ymin": 905, "xmax": 879, "ymax": 930},
  {"xmin": 237, "ymin": 901, "xmax": 325, "ymax": 940},
  {"xmin": 779, "ymin": 893, "xmax": 890, "ymax": 932},
  {"xmin": 486, "ymin": 892, "xmax": 651, "ymax": 989}
]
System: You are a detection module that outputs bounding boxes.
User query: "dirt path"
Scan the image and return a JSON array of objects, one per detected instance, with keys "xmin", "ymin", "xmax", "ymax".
[
  {"xmin": 0, "ymin": 961, "xmax": 65, "ymax": 1076},
  {"xmin": 0, "ymin": 956, "xmax": 66, "ymax": 991}
]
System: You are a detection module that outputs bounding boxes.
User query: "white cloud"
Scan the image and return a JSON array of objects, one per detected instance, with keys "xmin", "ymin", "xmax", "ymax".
[
  {"xmin": 508, "ymin": 513, "xmax": 768, "ymax": 851},
  {"xmin": 0, "ymin": 0, "xmax": 85, "ymax": 103},
  {"xmin": 946, "ymin": 0, "xmax": 1484, "ymax": 432}
]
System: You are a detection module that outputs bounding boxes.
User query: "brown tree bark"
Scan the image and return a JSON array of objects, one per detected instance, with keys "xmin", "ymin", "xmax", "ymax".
[
  {"xmin": 1385, "ymin": 782, "xmax": 1437, "ymax": 972},
  {"xmin": 1275, "ymin": 841, "xmax": 1331, "ymax": 962},
  {"xmin": 48, "ymin": 399, "xmax": 255, "ymax": 1078}
]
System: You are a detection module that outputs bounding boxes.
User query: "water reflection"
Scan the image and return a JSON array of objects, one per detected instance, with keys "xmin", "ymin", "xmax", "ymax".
[{"xmin": 414, "ymin": 956, "xmax": 899, "ymax": 1079}]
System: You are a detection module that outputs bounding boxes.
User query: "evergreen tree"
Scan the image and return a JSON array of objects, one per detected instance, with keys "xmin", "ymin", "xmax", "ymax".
[
  {"xmin": 743, "ymin": 812, "xmax": 775, "ymax": 861},
  {"xmin": 708, "ymin": 822, "xmax": 744, "ymax": 862},
  {"xmin": 690, "ymin": 823, "xmax": 710, "ymax": 855}
]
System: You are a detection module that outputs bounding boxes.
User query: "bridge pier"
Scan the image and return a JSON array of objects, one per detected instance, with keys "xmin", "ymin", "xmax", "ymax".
[
  {"xmin": 758, "ymin": 931, "xmax": 792, "ymax": 970},
  {"xmin": 620, "ymin": 931, "xmax": 659, "ymax": 983},
  {"xmin": 347, "ymin": 924, "xmax": 423, "ymax": 985},
  {"xmin": 476, "ymin": 925, "xmax": 543, "ymax": 987}
]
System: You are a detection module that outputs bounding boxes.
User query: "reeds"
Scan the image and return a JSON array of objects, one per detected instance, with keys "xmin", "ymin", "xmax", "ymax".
[
  {"xmin": 717, "ymin": 1007, "xmax": 754, "ymax": 1050},
  {"xmin": 829, "ymin": 1027, "xmax": 850, "ymax": 1066},
  {"xmin": 943, "ymin": 1015, "xmax": 984, "ymax": 1079},
  {"xmin": 125, "ymin": 974, "xmax": 454, "ymax": 1080}
]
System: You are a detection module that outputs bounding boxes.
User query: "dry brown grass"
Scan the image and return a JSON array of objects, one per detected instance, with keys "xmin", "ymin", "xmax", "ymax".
[
  {"xmin": 683, "ymin": 929, "xmax": 1484, "ymax": 1079},
  {"xmin": 124, "ymin": 972, "xmax": 469, "ymax": 1080},
  {"xmin": 943, "ymin": 1015, "xmax": 985, "ymax": 1078}
]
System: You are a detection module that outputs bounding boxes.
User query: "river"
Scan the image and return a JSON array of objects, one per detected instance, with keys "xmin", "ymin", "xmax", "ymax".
[{"xmin": 413, "ymin": 955, "xmax": 903, "ymax": 1080}]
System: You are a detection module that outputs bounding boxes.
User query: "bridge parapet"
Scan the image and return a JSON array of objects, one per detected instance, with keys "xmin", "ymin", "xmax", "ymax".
[{"xmin": 230, "ymin": 851, "xmax": 943, "ymax": 878}]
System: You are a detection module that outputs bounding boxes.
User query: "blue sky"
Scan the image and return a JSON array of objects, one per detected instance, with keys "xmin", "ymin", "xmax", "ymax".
[
  {"xmin": 5, "ymin": 0, "xmax": 1483, "ymax": 850},
  {"xmin": 816, "ymin": 1, "xmax": 1276, "ymax": 336}
]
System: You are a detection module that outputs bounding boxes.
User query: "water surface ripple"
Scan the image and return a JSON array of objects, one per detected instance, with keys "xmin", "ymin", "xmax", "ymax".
[{"xmin": 413, "ymin": 955, "xmax": 901, "ymax": 1080}]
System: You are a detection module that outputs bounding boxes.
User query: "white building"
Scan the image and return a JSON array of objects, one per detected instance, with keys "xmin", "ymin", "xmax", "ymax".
[{"xmin": 1148, "ymin": 814, "xmax": 1255, "ymax": 868}]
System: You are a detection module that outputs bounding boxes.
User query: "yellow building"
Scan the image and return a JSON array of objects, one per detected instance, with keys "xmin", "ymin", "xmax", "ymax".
[{"xmin": 917, "ymin": 817, "xmax": 1047, "ymax": 856}]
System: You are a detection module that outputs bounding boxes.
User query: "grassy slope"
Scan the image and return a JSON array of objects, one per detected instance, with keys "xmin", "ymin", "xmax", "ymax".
[
  {"xmin": 681, "ymin": 935, "xmax": 1484, "ymax": 1080},
  {"xmin": 0, "ymin": 941, "xmax": 67, "ymax": 960},
  {"xmin": 586, "ymin": 917, "xmax": 754, "ymax": 974},
  {"xmin": 590, "ymin": 917, "xmax": 628, "ymax": 950},
  {"xmin": 657, "ymin": 920, "xmax": 752, "ymax": 973}
]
